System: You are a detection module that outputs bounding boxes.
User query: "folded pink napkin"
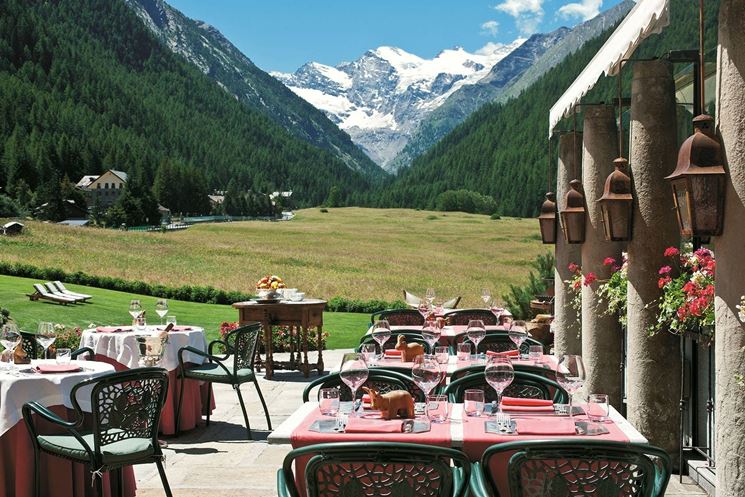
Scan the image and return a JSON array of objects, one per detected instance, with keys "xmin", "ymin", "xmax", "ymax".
[
  {"xmin": 383, "ymin": 349, "xmax": 402, "ymax": 357},
  {"xmin": 36, "ymin": 364, "xmax": 82, "ymax": 374},
  {"xmin": 501, "ymin": 405, "xmax": 556, "ymax": 413},
  {"xmin": 96, "ymin": 326, "xmax": 132, "ymax": 333},
  {"xmin": 344, "ymin": 417, "xmax": 403, "ymax": 433},
  {"xmin": 486, "ymin": 349, "xmax": 519, "ymax": 358},
  {"xmin": 516, "ymin": 418, "xmax": 575, "ymax": 435},
  {"xmin": 502, "ymin": 396, "xmax": 553, "ymax": 407}
]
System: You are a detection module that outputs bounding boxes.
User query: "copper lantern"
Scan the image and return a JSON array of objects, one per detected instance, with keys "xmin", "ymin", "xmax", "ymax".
[
  {"xmin": 598, "ymin": 157, "xmax": 634, "ymax": 241},
  {"xmin": 560, "ymin": 179, "xmax": 586, "ymax": 244},
  {"xmin": 665, "ymin": 115, "xmax": 725, "ymax": 237},
  {"xmin": 538, "ymin": 192, "xmax": 557, "ymax": 244}
]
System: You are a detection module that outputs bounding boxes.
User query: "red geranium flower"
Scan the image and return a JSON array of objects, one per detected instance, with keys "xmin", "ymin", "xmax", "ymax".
[
  {"xmin": 664, "ymin": 247, "xmax": 680, "ymax": 257},
  {"xmin": 603, "ymin": 257, "xmax": 616, "ymax": 266},
  {"xmin": 568, "ymin": 263, "xmax": 579, "ymax": 273},
  {"xmin": 583, "ymin": 272, "xmax": 597, "ymax": 286}
]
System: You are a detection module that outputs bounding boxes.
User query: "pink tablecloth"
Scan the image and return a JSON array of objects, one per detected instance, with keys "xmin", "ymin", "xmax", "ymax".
[
  {"xmin": 93, "ymin": 355, "xmax": 214, "ymax": 436},
  {"xmin": 0, "ymin": 405, "xmax": 135, "ymax": 497}
]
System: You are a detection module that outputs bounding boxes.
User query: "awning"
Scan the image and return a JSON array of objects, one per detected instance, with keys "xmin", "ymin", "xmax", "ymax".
[{"xmin": 548, "ymin": 0, "xmax": 670, "ymax": 136}]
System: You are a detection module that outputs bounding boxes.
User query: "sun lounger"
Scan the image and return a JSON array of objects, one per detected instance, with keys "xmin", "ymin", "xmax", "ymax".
[
  {"xmin": 27, "ymin": 283, "xmax": 78, "ymax": 305},
  {"xmin": 44, "ymin": 282, "xmax": 87, "ymax": 303},
  {"xmin": 51, "ymin": 281, "xmax": 92, "ymax": 301}
]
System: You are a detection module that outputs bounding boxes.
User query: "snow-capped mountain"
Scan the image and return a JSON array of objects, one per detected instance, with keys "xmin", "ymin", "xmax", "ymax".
[{"xmin": 272, "ymin": 41, "xmax": 524, "ymax": 169}]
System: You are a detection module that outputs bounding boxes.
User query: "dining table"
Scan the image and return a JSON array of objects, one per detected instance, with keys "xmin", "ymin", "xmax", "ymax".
[
  {"xmin": 0, "ymin": 359, "xmax": 137, "ymax": 497},
  {"xmin": 80, "ymin": 324, "xmax": 213, "ymax": 435}
]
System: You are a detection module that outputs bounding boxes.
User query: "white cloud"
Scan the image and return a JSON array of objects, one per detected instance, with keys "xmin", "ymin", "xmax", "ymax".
[
  {"xmin": 495, "ymin": 0, "xmax": 543, "ymax": 17},
  {"xmin": 558, "ymin": 0, "xmax": 603, "ymax": 21},
  {"xmin": 494, "ymin": 0, "xmax": 544, "ymax": 35},
  {"xmin": 480, "ymin": 20, "xmax": 500, "ymax": 37},
  {"xmin": 476, "ymin": 41, "xmax": 505, "ymax": 55}
]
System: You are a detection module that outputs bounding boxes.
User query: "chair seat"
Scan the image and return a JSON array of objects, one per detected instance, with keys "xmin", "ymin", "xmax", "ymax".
[
  {"xmin": 38, "ymin": 432, "xmax": 154, "ymax": 466},
  {"xmin": 182, "ymin": 362, "xmax": 255, "ymax": 383}
]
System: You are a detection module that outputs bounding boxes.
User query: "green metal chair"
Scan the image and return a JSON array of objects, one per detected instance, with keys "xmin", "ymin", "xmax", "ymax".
[
  {"xmin": 303, "ymin": 369, "xmax": 425, "ymax": 402},
  {"xmin": 451, "ymin": 332, "xmax": 545, "ymax": 356},
  {"xmin": 176, "ymin": 322, "xmax": 271, "ymax": 439},
  {"xmin": 370, "ymin": 308, "xmax": 425, "ymax": 326},
  {"xmin": 444, "ymin": 309, "xmax": 499, "ymax": 326},
  {"xmin": 22, "ymin": 368, "xmax": 172, "ymax": 497},
  {"xmin": 450, "ymin": 363, "xmax": 558, "ymax": 382},
  {"xmin": 470, "ymin": 440, "xmax": 672, "ymax": 497},
  {"xmin": 278, "ymin": 442, "xmax": 471, "ymax": 497},
  {"xmin": 444, "ymin": 371, "xmax": 568, "ymax": 404}
]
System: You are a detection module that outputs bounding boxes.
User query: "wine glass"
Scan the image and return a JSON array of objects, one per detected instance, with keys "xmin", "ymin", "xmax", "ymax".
[
  {"xmin": 481, "ymin": 288, "xmax": 491, "ymax": 307},
  {"xmin": 484, "ymin": 356, "xmax": 515, "ymax": 414},
  {"xmin": 425, "ymin": 288, "xmax": 436, "ymax": 305},
  {"xmin": 155, "ymin": 299, "xmax": 169, "ymax": 325},
  {"xmin": 490, "ymin": 305, "xmax": 506, "ymax": 324},
  {"xmin": 359, "ymin": 343, "xmax": 377, "ymax": 366},
  {"xmin": 557, "ymin": 355, "xmax": 586, "ymax": 419},
  {"xmin": 36, "ymin": 322, "xmax": 56, "ymax": 360},
  {"xmin": 371, "ymin": 320, "xmax": 392, "ymax": 362},
  {"xmin": 412, "ymin": 354, "xmax": 441, "ymax": 418},
  {"xmin": 339, "ymin": 353, "xmax": 369, "ymax": 416},
  {"xmin": 0, "ymin": 324, "xmax": 21, "ymax": 370},
  {"xmin": 421, "ymin": 319, "xmax": 441, "ymax": 352},
  {"xmin": 417, "ymin": 300, "xmax": 432, "ymax": 320},
  {"xmin": 466, "ymin": 320, "xmax": 486, "ymax": 359},
  {"xmin": 507, "ymin": 321, "xmax": 528, "ymax": 359},
  {"xmin": 129, "ymin": 299, "xmax": 143, "ymax": 321}
]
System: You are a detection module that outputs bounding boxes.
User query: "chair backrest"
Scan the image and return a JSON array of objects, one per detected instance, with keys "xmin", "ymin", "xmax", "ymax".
[
  {"xmin": 370, "ymin": 308, "xmax": 424, "ymax": 327},
  {"xmin": 33, "ymin": 283, "xmax": 51, "ymax": 296},
  {"xmin": 224, "ymin": 322, "xmax": 262, "ymax": 374},
  {"xmin": 450, "ymin": 363, "xmax": 558, "ymax": 382},
  {"xmin": 303, "ymin": 369, "xmax": 423, "ymax": 402},
  {"xmin": 453, "ymin": 331, "xmax": 545, "ymax": 355},
  {"xmin": 444, "ymin": 370, "xmax": 568, "ymax": 404},
  {"xmin": 444, "ymin": 309, "xmax": 498, "ymax": 326},
  {"xmin": 358, "ymin": 332, "xmax": 433, "ymax": 355},
  {"xmin": 44, "ymin": 282, "xmax": 63, "ymax": 295},
  {"xmin": 480, "ymin": 440, "xmax": 671, "ymax": 497},
  {"xmin": 71, "ymin": 368, "xmax": 168, "ymax": 456},
  {"xmin": 283, "ymin": 442, "xmax": 471, "ymax": 497},
  {"xmin": 19, "ymin": 331, "xmax": 38, "ymax": 359}
]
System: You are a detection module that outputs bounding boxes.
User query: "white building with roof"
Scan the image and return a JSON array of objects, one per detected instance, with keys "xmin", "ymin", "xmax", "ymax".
[{"xmin": 76, "ymin": 169, "xmax": 128, "ymax": 208}]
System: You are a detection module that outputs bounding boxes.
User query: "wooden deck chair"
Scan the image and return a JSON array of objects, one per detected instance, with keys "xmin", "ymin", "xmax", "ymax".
[
  {"xmin": 51, "ymin": 281, "xmax": 92, "ymax": 301},
  {"xmin": 44, "ymin": 282, "xmax": 85, "ymax": 303},
  {"xmin": 28, "ymin": 283, "xmax": 77, "ymax": 305}
]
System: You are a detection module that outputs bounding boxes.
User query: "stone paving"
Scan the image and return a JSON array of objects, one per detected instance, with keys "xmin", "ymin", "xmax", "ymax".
[{"xmin": 134, "ymin": 349, "xmax": 708, "ymax": 497}]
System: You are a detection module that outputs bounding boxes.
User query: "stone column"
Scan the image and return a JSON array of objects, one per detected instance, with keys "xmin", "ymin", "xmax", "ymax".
[
  {"xmin": 554, "ymin": 131, "xmax": 583, "ymax": 357},
  {"xmin": 580, "ymin": 105, "xmax": 624, "ymax": 409},
  {"xmin": 714, "ymin": 2, "xmax": 745, "ymax": 495},
  {"xmin": 625, "ymin": 60, "xmax": 681, "ymax": 457}
]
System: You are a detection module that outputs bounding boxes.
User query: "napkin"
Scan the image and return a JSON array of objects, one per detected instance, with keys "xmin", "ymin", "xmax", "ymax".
[
  {"xmin": 36, "ymin": 364, "xmax": 82, "ymax": 374},
  {"xmin": 486, "ymin": 349, "xmax": 519, "ymax": 358},
  {"xmin": 383, "ymin": 349, "xmax": 402, "ymax": 358},
  {"xmin": 501, "ymin": 405, "xmax": 556, "ymax": 413},
  {"xmin": 516, "ymin": 418, "xmax": 576, "ymax": 435},
  {"xmin": 344, "ymin": 417, "xmax": 403, "ymax": 433},
  {"xmin": 96, "ymin": 326, "xmax": 132, "ymax": 333},
  {"xmin": 502, "ymin": 396, "xmax": 553, "ymax": 407}
]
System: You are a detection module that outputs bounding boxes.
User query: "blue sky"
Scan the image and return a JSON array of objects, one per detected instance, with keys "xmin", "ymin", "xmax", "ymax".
[{"xmin": 168, "ymin": 0, "xmax": 624, "ymax": 73}]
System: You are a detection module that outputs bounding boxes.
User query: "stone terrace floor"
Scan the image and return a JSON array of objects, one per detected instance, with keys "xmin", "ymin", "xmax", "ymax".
[{"xmin": 134, "ymin": 349, "xmax": 708, "ymax": 497}]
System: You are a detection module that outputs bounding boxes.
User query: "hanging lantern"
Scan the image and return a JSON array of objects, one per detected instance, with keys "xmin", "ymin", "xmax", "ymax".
[
  {"xmin": 560, "ymin": 180, "xmax": 586, "ymax": 244},
  {"xmin": 598, "ymin": 157, "xmax": 634, "ymax": 241},
  {"xmin": 538, "ymin": 192, "xmax": 557, "ymax": 244},
  {"xmin": 665, "ymin": 115, "xmax": 725, "ymax": 237}
]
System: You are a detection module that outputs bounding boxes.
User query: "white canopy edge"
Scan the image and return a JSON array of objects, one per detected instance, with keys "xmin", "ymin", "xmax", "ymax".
[{"xmin": 548, "ymin": 0, "xmax": 670, "ymax": 136}]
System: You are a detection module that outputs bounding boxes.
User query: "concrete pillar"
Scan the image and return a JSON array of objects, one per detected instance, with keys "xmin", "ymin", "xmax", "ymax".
[
  {"xmin": 580, "ymin": 105, "xmax": 624, "ymax": 409},
  {"xmin": 626, "ymin": 60, "xmax": 681, "ymax": 457},
  {"xmin": 554, "ymin": 131, "xmax": 583, "ymax": 357},
  {"xmin": 714, "ymin": 2, "xmax": 745, "ymax": 495}
]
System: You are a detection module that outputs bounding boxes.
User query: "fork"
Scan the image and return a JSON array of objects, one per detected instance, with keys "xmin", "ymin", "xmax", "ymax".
[{"xmin": 494, "ymin": 412, "xmax": 512, "ymax": 432}]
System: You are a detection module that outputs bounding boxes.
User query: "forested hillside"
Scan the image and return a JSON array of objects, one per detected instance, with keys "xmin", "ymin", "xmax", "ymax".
[
  {"xmin": 378, "ymin": 0, "xmax": 719, "ymax": 217},
  {"xmin": 0, "ymin": 0, "xmax": 373, "ymax": 218}
]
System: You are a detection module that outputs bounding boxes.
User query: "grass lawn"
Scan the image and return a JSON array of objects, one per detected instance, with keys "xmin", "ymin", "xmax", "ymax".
[
  {"xmin": 0, "ymin": 275, "xmax": 367, "ymax": 349},
  {"xmin": 0, "ymin": 208, "xmax": 545, "ymax": 308}
]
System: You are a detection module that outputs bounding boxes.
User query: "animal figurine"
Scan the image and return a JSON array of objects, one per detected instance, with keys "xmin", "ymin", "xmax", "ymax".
[
  {"xmin": 362, "ymin": 387, "xmax": 415, "ymax": 420},
  {"xmin": 395, "ymin": 335, "xmax": 424, "ymax": 362}
]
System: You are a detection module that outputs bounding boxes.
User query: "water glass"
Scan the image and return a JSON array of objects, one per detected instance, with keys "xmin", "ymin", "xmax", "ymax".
[
  {"xmin": 166, "ymin": 315, "xmax": 177, "ymax": 326},
  {"xmin": 426, "ymin": 394, "xmax": 449, "ymax": 423},
  {"xmin": 587, "ymin": 393, "xmax": 609, "ymax": 422},
  {"xmin": 319, "ymin": 388, "xmax": 340, "ymax": 416},
  {"xmin": 434, "ymin": 346, "xmax": 449, "ymax": 365},
  {"xmin": 457, "ymin": 342, "xmax": 472, "ymax": 361},
  {"xmin": 56, "ymin": 348, "xmax": 72, "ymax": 365},
  {"xmin": 359, "ymin": 343, "xmax": 377, "ymax": 365},
  {"xmin": 464, "ymin": 389, "xmax": 485, "ymax": 417},
  {"xmin": 529, "ymin": 344, "xmax": 543, "ymax": 362}
]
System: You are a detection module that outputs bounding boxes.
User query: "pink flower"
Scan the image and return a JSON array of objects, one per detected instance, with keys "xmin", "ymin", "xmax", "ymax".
[
  {"xmin": 583, "ymin": 272, "xmax": 597, "ymax": 286},
  {"xmin": 664, "ymin": 247, "xmax": 680, "ymax": 257},
  {"xmin": 568, "ymin": 263, "xmax": 579, "ymax": 273},
  {"xmin": 658, "ymin": 266, "xmax": 672, "ymax": 275},
  {"xmin": 603, "ymin": 257, "xmax": 616, "ymax": 267}
]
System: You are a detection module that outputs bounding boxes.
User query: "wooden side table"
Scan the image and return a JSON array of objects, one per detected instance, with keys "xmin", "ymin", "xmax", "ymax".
[{"xmin": 232, "ymin": 299, "xmax": 326, "ymax": 380}]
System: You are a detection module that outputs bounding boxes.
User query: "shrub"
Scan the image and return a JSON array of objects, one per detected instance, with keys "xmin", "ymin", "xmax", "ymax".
[
  {"xmin": 319, "ymin": 208, "xmax": 328, "ymax": 213},
  {"xmin": 501, "ymin": 252, "xmax": 554, "ymax": 319},
  {"xmin": 435, "ymin": 189, "xmax": 498, "ymax": 215},
  {"xmin": 490, "ymin": 213, "xmax": 501, "ymax": 220},
  {"xmin": 326, "ymin": 297, "xmax": 407, "ymax": 313}
]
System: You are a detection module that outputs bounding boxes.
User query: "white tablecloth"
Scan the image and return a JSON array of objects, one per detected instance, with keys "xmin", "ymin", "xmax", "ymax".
[
  {"xmin": 0, "ymin": 359, "xmax": 115, "ymax": 437},
  {"xmin": 80, "ymin": 326, "xmax": 207, "ymax": 371}
]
